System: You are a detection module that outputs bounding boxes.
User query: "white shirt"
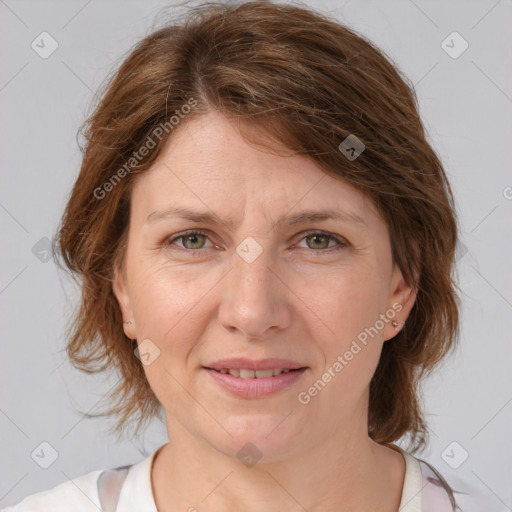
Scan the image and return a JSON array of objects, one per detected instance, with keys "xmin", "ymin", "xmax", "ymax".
[{"xmin": 3, "ymin": 445, "xmax": 505, "ymax": 511}]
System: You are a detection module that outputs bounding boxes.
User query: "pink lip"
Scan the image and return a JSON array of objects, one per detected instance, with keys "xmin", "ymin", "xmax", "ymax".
[
  {"xmin": 204, "ymin": 357, "xmax": 306, "ymax": 371},
  {"xmin": 203, "ymin": 367, "xmax": 308, "ymax": 398}
]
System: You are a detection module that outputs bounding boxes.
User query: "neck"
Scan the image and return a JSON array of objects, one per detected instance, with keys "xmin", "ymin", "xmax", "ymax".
[{"xmin": 151, "ymin": 418, "xmax": 405, "ymax": 512}]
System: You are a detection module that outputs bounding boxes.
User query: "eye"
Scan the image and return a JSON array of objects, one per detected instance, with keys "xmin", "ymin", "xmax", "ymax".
[
  {"xmin": 295, "ymin": 231, "xmax": 348, "ymax": 253},
  {"xmin": 164, "ymin": 230, "xmax": 213, "ymax": 252},
  {"xmin": 163, "ymin": 229, "xmax": 348, "ymax": 255}
]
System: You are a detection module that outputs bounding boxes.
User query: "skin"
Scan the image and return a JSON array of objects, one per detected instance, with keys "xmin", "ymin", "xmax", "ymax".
[{"xmin": 113, "ymin": 110, "xmax": 417, "ymax": 512}]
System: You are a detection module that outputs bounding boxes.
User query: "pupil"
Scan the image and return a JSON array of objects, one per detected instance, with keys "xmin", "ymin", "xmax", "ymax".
[
  {"xmin": 310, "ymin": 234, "xmax": 327, "ymax": 249},
  {"xmin": 187, "ymin": 234, "xmax": 203, "ymax": 248}
]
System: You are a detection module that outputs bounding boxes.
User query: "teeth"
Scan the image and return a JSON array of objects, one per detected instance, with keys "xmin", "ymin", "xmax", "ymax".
[
  {"xmin": 220, "ymin": 368, "xmax": 295, "ymax": 378},
  {"xmin": 255, "ymin": 369, "xmax": 274, "ymax": 378}
]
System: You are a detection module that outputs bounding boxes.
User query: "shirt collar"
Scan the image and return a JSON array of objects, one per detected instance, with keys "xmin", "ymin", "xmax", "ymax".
[
  {"xmin": 116, "ymin": 443, "xmax": 424, "ymax": 512},
  {"xmin": 116, "ymin": 445, "xmax": 163, "ymax": 512},
  {"xmin": 394, "ymin": 445, "xmax": 424, "ymax": 512}
]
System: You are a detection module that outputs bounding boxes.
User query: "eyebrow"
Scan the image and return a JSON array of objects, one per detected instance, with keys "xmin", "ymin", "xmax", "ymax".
[{"xmin": 145, "ymin": 206, "xmax": 366, "ymax": 229}]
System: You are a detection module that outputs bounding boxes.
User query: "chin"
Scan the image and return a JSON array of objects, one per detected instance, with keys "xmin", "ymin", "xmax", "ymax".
[{"xmin": 212, "ymin": 412, "xmax": 302, "ymax": 463}]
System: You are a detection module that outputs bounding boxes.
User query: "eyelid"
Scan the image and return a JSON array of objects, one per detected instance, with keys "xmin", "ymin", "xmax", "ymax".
[
  {"xmin": 164, "ymin": 229, "xmax": 349, "ymax": 252},
  {"xmin": 297, "ymin": 229, "xmax": 349, "ymax": 249},
  {"xmin": 163, "ymin": 229, "xmax": 214, "ymax": 250}
]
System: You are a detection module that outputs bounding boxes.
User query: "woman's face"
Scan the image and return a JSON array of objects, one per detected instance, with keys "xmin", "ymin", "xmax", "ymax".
[{"xmin": 114, "ymin": 110, "xmax": 416, "ymax": 461}]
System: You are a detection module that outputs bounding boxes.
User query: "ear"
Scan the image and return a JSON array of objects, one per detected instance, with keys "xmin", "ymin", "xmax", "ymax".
[
  {"xmin": 382, "ymin": 262, "xmax": 418, "ymax": 342},
  {"xmin": 112, "ymin": 263, "xmax": 137, "ymax": 339}
]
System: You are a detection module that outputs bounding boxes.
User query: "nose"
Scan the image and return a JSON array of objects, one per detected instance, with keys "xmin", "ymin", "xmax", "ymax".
[{"xmin": 218, "ymin": 244, "xmax": 292, "ymax": 340}]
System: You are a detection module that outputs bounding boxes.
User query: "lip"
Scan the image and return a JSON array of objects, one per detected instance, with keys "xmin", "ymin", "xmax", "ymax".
[
  {"xmin": 204, "ymin": 357, "xmax": 306, "ymax": 371},
  {"xmin": 203, "ymin": 367, "xmax": 308, "ymax": 398}
]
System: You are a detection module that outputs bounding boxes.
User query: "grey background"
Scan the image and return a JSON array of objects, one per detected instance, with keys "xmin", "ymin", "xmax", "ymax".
[{"xmin": 1, "ymin": 0, "xmax": 511, "ymax": 508}]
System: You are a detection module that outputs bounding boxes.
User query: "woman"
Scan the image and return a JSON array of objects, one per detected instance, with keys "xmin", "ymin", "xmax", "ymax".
[{"xmin": 4, "ymin": 1, "xmax": 502, "ymax": 511}]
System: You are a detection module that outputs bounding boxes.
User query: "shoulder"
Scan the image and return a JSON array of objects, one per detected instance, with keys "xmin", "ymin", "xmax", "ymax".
[
  {"xmin": 2, "ymin": 446, "xmax": 159, "ymax": 512},
  {"xmin": 417, "ymin": 457, "xmax": 507, "ymax": 512},
  {"xmin": 1, "ymin": 469, "xmax": 105, "ymax": 512}
]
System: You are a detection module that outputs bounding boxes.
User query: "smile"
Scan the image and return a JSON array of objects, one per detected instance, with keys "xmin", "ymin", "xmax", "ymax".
[
  {"xmin": 211, "ymin": 368, "xmax": 295, "ymax": 378},
  {"xmin": 203, "ymin": 367, "xmax": 308, "ymax": 398}
]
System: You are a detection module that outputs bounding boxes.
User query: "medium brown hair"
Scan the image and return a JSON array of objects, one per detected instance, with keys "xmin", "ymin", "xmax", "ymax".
[{"xmin": 54, "ymin": 0, "xmax": 460, "ymax": 452}]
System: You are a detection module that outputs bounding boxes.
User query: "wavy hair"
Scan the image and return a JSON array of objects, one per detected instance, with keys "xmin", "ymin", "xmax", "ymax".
[{"xmin": 54, "ymin": 0, "xmax": 460, "ymax": 451}]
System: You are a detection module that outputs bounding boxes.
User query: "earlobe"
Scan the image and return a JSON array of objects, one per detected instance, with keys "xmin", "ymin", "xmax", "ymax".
[
  {"xmin": 112, "ymin": 264, "xmax": 136, "ymax": 339},
  {"xmin": 383, "ymin": 265, "xmax": 418, "ymax": 342}
]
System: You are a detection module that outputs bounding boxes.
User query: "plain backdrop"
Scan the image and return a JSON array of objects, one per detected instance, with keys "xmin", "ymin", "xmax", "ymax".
[{"xmin": 1, "ymin": 0, "xmax": 511, "ymax": 508}]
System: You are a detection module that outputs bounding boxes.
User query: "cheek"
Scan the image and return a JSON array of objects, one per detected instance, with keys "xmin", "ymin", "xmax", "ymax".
[
  {"xmin": 128, "ymin": 265, "xmax": 217, "ymax": 361},
  {"xmin": 129, "ymin": 262, "xmax": 208, "ymax": 322},
  {"xmin": 130, "ymin": 267, "xmax": 215, "ymax": 408},
  {"xmin": 307, "ymin": 265, "xmax": 390, "ymax": 399},
  {"xmin": 310, "ymin": 266, "xmax": 389, "ymax": 343}
]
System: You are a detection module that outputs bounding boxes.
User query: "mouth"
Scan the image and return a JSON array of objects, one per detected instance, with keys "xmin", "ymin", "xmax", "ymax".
[
  {"xmin": 202, "ymin": 365, "xmax": 309, "ymax": 398},
  {"xmin": 204, "ymin": 367, "xmax": 306, "ymax": 379}
]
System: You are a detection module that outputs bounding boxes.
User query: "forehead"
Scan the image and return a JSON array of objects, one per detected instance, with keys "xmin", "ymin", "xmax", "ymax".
[{"xmin": 130, "ymin": 111, "xmax": 380, "ymax": 228}]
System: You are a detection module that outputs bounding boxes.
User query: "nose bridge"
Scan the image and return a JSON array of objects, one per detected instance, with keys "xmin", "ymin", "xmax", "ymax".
[
  {"xmin": 218, "ymin": 235, "xmax": 290, "ymax": 337},
  {"xmin": 230, "ymin": 237, "xmax": 277, "ymax": 308},
  {"xmin": 233, "ymin": 241, "xmax": 273, "ymax": 295}
]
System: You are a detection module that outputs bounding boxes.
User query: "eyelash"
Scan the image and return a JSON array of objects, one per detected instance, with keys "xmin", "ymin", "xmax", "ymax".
[{"xmin": 162, "ymin": 229, "xmax": 349, "ymax": 256}]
